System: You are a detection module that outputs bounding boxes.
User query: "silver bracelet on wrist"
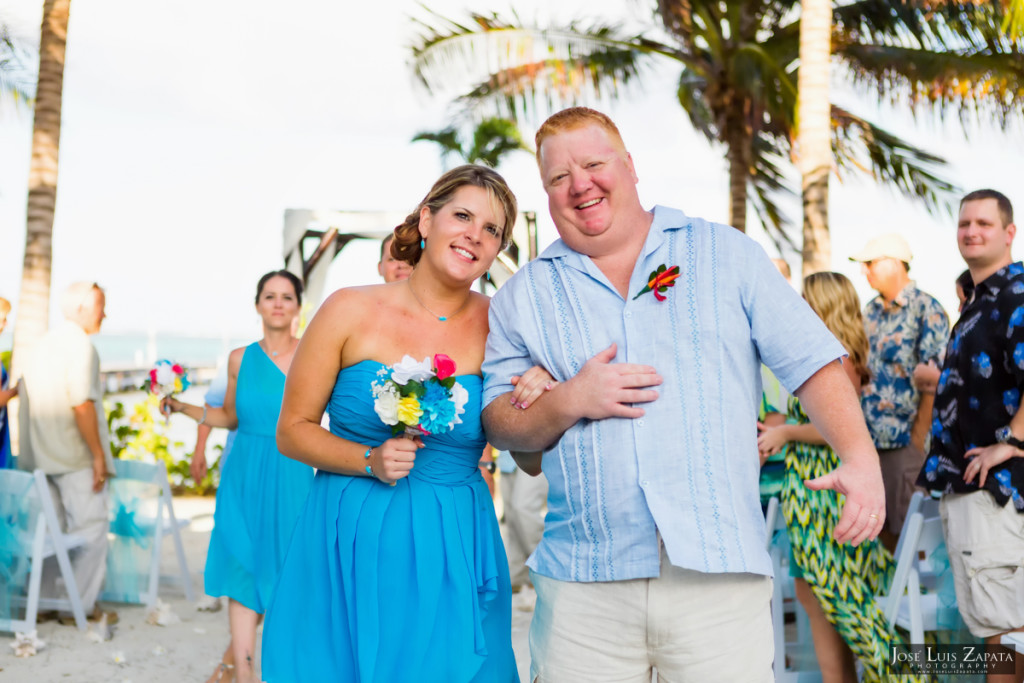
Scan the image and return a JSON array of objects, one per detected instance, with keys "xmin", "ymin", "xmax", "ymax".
[{"xmin": 199, "ymin": 405, "xmax": 207, "ymax": 425}]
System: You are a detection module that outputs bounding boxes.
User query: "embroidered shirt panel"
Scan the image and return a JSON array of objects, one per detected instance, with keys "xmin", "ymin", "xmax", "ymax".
[
  {"xmin": 861, "ymin": 283, "xmax": 950, "ymax": 449},
  {"xmin": 917, "ymin": 262, "xmax": 1024, "ymax": 511},
  {"xmin": 483, "ymin": 206, "xmax": 846, "ymax": 581}
]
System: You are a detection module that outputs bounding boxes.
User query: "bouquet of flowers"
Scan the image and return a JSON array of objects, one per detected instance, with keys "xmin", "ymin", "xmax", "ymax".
[
  {"xmin": 371, "ymin": 354, "xmax": 468, "ymax": 436},
  {"xmin": 145, "ymin": 359, "xmax": 190, "ymax": 397}
]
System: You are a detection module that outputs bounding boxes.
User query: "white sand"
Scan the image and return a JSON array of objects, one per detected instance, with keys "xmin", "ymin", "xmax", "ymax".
[{"xmin": 2, "ymin": 496, "xmax": 534, "ymax": 682}]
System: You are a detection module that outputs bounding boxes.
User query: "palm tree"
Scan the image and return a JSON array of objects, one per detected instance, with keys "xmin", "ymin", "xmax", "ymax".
[
  {"xmin": 11, "ymin": 0, "xmax": 71, "ymax": 376},
  {"xmin": 798, "ymin": 0, "xmax": 832, "ymax": 276},
  {"xmin": 412, "ymin": 116, "xmax": 531, "ymax": 169},
  {"xmin": 410, "ymin": 1, "xmax": 1024, "ymax": 265}
]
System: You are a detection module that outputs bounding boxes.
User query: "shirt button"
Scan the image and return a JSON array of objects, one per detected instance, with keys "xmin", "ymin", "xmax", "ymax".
[
  {"xmin": 641, "ymin": 480, "xmax": 649, "ymax": 487},
  {"xmin": 625, "ymin": 311, "xmax": 632, "ymax": 318},
  {"xmin": 637, "ymin": 419, "xmax": 645, "ymax": 427}
]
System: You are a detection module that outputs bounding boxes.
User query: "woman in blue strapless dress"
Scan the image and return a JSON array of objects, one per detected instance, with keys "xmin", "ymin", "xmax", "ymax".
[
  {"xmin": 262, "ymin": 167, "xmax": 548, "ymax": 682},
  {"xmin": 164, "ymin": 270, "xmax": 314, "ymax": 683}
]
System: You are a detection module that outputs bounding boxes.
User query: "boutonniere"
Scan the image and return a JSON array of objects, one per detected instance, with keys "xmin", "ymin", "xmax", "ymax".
[{"xmin": 633, "ymin": 264, "xmax": 680, "ymax": 302}]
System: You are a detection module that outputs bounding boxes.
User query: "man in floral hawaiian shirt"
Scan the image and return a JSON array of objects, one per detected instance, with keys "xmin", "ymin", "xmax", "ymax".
[
  {"xmin": 851, "ymin": 233, "xmax": 950, "ymax": 550},
  {"xmin": 918, "ymin": 189, "xmax": 1024, "ymax": 673}
]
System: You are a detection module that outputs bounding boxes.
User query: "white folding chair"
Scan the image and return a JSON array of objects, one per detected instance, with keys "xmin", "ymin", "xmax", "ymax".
[
  {"xmin": 875, "ymin": 510, "xmax": 955, "ymax": 644},
  {"xmin": 766, "ymin": 496, "xmax": 820, "ymax": 682},
  {"xmin": 0, "ymin": 469, "xmax": 89, "ymax": 633},
  {"xmin": 101, "ymin": 459, "xmax": 194, "ymax": 607}
]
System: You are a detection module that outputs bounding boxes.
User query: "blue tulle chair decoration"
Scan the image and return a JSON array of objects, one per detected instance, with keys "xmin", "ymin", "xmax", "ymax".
[
  {"xmin": 102, "ymin": 476, "xmax": 160, "ymax": 604},
  {"xmin": 0, "ymin": 470, "xmax": 39, "ymax": 628}
]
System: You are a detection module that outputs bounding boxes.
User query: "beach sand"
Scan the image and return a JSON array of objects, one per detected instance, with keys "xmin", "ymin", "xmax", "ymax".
[{"xmin": 1, "ymin": 496, "xmax": 534, "ymax": 682}]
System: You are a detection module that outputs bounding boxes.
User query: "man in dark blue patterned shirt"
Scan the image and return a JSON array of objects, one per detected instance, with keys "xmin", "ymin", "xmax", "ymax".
[
  {"xmin": 851, "ymin": 233, "xmax": 949, "ymax": 551},
  {"xmin": 918, "ymin": 189, "xmax": 1024, "ymax": 668}
]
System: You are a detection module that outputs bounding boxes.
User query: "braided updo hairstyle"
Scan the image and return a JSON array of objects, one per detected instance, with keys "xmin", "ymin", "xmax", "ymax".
[{"xmin": 390, "ymin": 165, "xmax": 518, "ymax": 266}]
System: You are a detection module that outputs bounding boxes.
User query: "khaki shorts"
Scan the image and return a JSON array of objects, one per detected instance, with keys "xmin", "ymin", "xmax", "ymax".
[
  {"xmin": 941, "ymin": 490, "xmax": 1024, "ymax": 638},
  {"xmin": 878, "ymin": 444, "xmax": 927, "ymax": 536},
  {"xmin": 528, "ymin": 549, "xmax": 773, "ymax": 683}
]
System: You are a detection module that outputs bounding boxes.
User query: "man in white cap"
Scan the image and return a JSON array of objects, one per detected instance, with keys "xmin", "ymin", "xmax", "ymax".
[{"xmin": 851, "ymin": 233, "xmax": 949, "ymax": 550}]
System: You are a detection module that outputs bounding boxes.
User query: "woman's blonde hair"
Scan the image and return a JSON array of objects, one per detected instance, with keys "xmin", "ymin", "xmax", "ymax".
[
  {"xmin": 802, "ymin": 272, "xmax": 870, "ymax": 384},
  {"xmin": 391, "ymin": 165, "xmax": 517, "ymax": 266}
]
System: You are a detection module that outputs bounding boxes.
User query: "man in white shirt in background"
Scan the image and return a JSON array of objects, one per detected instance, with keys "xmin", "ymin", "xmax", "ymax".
[{"xmin": 19, "ymin": 281, "xmax": 117, "ymax": 623}]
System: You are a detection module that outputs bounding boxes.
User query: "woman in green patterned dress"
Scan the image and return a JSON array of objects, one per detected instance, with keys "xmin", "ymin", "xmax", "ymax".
[{"xmin": 758, "ymin": 272, "xmax": 925, "ymax": 683}]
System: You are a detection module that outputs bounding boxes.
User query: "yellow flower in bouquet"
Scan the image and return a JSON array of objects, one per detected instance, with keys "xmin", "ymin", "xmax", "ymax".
[{"xmin": 396, "ymin": 396, "xmax": 423, "ymax": 425}]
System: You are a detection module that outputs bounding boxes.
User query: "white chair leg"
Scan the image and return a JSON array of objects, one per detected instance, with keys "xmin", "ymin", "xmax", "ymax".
[
  {"xmin": 908, "ymin": 568, "xmax": 923, "ymax": 645},
  {"xmin": 146, "ymin": 498, "xmax": 166, "ymax": 609},
  {"xmin": 772, "ymin": 574, "xmax": 786, "ymax": 679},
  {"xmin": 165, "ymin": 494, "xmax": 194, "ymax": 601},
  {"xmin": 23, "ymin": 514, "xmax": 48, "ymax": 629},
  {"xmin": 52, "ymin": 538, "xmax": 88, "ymax": 630}
]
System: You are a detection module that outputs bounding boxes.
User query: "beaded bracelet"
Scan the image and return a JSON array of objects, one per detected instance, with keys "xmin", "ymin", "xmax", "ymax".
[{"xmin": 364, "ymin": 447, "xmax": 374, "ymax": 479}]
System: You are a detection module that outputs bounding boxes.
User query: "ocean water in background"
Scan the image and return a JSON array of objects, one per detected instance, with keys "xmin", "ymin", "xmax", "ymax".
[{"xmin": 93, "ymin": 332, "xmax": 252, "ymax": 370}]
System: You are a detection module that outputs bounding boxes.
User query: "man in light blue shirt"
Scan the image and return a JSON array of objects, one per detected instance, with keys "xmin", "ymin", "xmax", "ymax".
[{"xmin": 482, "ymin": 107, "xmax": 885, "ymax": 682}]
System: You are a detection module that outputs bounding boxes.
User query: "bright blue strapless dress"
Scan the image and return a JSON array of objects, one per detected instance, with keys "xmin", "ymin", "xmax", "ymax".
[
  {"xmin": 203, "ymin": 343, "xmax": 314, "ymax": 612},
  {"xmin": 262, "ymin": 360, "xmax": 519, "ymax": 683}
]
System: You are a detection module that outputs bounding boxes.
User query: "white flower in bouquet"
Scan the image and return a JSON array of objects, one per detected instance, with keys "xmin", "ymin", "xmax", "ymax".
[
  {"xmin": 389, "ymin": 355, "xmax": 434, "ymax": 385},
  {"xmin": 372, "ymin": 383, "xmax": 401, "ymax": 426},
  {"xmin": 450, "ymin": 381, "xmax": 469, "ymax": 426},
  {"xmin": 154, "ymin": 363, "xmax": 175, "ymax": 386}
]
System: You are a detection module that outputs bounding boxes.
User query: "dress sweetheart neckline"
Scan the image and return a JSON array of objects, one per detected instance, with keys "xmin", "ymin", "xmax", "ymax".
[{"xmin": 347, "ymin": 358, "xmax": 482, "ymax": 381}]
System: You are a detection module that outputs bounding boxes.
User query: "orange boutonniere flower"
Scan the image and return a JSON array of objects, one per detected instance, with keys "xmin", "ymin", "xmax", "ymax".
[{"xmin": 633, "ymin": 264, "xmax": 680, "ymax": 302}]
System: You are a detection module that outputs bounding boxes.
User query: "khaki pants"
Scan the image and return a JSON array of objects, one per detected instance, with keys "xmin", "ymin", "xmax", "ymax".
[
  {"xmin": 500, "ymin": 468, "xmax": 547, "ymax": 589},
  {"xmin": 941, "ymin": 490, "xmax": 1024, "ymax": 638},
  {"xmin": 529, "ymin": 548, "xmax": 773, "ymax": 683},
  {"xmin": 42, "ymin": 468, "xmax": 109, "ymax": 612}
]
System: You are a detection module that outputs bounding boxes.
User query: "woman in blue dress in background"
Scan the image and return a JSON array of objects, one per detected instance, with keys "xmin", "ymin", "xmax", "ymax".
[
  {"xmin": 262, "ymin": 166, "xmax": 548, "ymax": 682},
  {"xmin": 0, "ymin": 296, "xmax": 15, "ymax": 466},
  {"xmin": 164, "ymin": 270, "xmax": 314, "ymax": 683},
  {"xmin": 0, "ymin": 297, "xmax": 15, "ymax": 469}
]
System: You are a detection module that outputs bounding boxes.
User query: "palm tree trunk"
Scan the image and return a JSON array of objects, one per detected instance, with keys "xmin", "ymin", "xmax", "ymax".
[
  {"xmin": 798, "ymin": 0, "xmax": 832, "ymax": 278},
  {"xmin": 11, "ymin": 0, "xmax": 70, "ymax": 377},
  {"xmin": 725, "ymin": 104, "xmax": 751, "ymax": 233}
]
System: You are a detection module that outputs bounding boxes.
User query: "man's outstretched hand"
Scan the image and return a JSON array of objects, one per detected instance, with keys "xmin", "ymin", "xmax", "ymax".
[{"xmin": 804, "ymin": 460, "xmax": 885, "ymax": 546}]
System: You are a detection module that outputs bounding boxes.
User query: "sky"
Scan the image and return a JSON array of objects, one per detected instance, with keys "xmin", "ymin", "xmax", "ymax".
[{"xmin": 1, "ymin": 0, "xmax": 1022, "ymax": 346}]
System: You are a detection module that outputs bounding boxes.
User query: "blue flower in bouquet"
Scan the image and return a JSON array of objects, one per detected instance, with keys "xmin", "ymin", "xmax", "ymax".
[{"xmin": 420, "ymin": 382, "xmax": 457, "ymax": 433}]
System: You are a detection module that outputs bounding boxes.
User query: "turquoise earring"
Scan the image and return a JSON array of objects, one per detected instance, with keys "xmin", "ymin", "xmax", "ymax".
[{"xmin": 420, "ymin": 238, "xmax": 425, "ymax": 249}]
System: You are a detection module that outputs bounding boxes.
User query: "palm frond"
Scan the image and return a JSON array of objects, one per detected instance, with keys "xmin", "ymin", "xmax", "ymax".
[
  {"xmin": 410, "ymin": 9, "xmax": 685, "ymax": 112},
  {"xmin": 834, "ymin": 0, "xmax": 1021, "ymax": 52},
  {"xmin": 836, "ymin": 44, "xmax": 1024, "ymax": 126},
  {"xmin": 467, "ymin": 117, "xmax": 531, "ymax": 166},
  {"xmin": 831, "ymin": 105, "xmax": 957, "ymax": 215},
  {"xmin": 0, "ymin": 28, "xmax": 35, "ymax": 105},
  {"xmin": 677, "ymin": 68, "xmax": 716, "ymax": 141},
  {"xmin": 748, "ymin": 136, "xmax": 798, "ymax": 249},
  {"xmin": 411, "ymin": 126, "xmax": 465, "ymax": 163}
]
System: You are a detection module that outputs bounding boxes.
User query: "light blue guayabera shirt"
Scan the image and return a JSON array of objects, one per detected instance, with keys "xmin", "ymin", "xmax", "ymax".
[{"xmin": 483, "ymin": 206, "xmax": 846, "ymax": 581}]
